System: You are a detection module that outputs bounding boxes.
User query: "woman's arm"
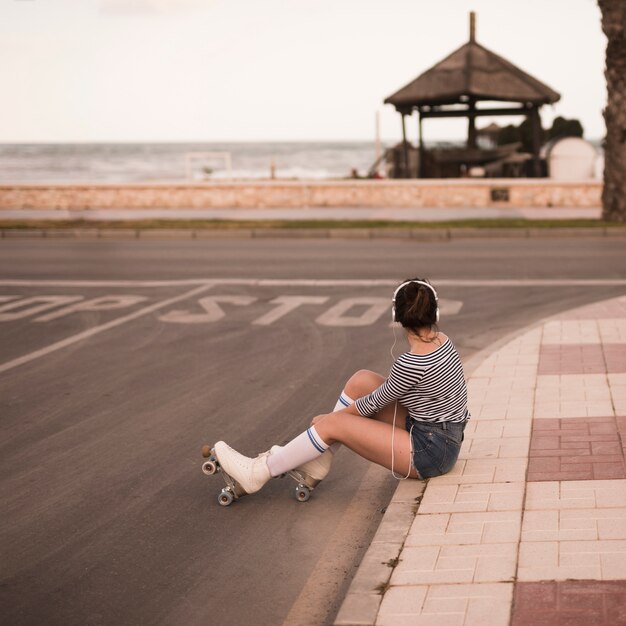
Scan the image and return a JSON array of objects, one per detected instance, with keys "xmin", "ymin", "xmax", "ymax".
[{"xmin": 354, "ymin": 354, "xmax": 423, "ymax": 417}]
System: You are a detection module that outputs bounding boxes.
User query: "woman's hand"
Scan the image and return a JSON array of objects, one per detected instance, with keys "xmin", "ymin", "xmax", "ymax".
[{"xmin": 311, "ymin": 413, "xmax": 327, "ymax": 426}]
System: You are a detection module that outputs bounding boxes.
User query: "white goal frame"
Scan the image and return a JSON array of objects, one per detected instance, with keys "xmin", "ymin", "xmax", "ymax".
[{"xmin": 185, "ymin": 152, "xmax": 233, "ymax": 180}]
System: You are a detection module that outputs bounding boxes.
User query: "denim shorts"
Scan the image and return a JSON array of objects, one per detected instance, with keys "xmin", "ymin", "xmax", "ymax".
[{"xmin": 406, "ymin": 416, "xmax": 466, "ymax": 479}]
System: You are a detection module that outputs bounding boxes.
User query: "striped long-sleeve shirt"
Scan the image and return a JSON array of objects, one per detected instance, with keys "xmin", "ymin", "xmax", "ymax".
[{"xmin": 354, "ymin": 338, "xmax": 470, "ymax": 423}]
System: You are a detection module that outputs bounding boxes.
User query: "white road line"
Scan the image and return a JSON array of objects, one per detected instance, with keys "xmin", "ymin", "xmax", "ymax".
[
  {"xmin": 1, "ymin": 278, "xmax": 626, "ymax": 287},
  {"xmin": 0, "ymin": 279, "xmax": 208, "ymax": 287},
  {"xmin": 0, "ymin": 283, "xmax": 215, "ymax": 375}
]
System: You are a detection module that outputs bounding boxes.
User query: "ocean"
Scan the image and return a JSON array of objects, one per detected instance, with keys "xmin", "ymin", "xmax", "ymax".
[{"xmin": 0, "ymin": 141, "xmax": 393, "ymax": 183}]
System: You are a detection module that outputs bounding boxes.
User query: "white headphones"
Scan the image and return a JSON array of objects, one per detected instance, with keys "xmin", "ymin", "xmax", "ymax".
[{"xmin": 391, "ymin": 280, "xmax": 439, "ymax": 323}]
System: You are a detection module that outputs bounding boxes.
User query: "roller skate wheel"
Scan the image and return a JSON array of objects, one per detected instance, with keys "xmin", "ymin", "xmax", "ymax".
[
  {"xmin": 295, "ymin": 485, "xmax": 311, "ymax": 502},
  {"xmin": 202, "ymin": 460, "xmax": 218, "ymax": 475},
  {"xmin": 218, "ymin": 490, "xmax": 234, "ymax": 507}
]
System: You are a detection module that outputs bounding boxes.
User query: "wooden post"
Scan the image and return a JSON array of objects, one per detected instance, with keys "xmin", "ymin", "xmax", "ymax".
[
  {"xmin": 417, "ymin": 110, "xmax": 424, "ymax": 178},
  {"xmin": 530, "ymin": 106, "xmax": 542, "ymax": 177},
  {"xmin": 375, "ymin": 110, "xmax": 381, "ymax": 176},
  {"xmin": 401, "ymin": 113, "xmax": 409, "ymax": 178},
  {"xmin": 467, "ymin": 100, "xmax": 477, "ymax": 149},
  {"xmin": 470, "ymin": 11, "xmax": 476, "ymax": 42}
]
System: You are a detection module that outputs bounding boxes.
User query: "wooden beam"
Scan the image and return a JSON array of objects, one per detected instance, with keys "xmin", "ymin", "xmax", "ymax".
[{"xmin": 420, "ymin": 106, "xmax": 532, "ymax": 119}]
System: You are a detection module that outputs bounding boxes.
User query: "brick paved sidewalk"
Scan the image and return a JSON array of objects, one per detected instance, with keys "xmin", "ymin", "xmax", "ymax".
[{"xmin": 338, "ymin": 295, "xmax": 626, "ymax": 626}]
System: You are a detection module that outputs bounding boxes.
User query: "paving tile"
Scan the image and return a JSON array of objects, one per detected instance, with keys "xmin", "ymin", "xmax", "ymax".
[
  {"xmin": 609, "ymin": 373, "xmax": 626, "ymax": 387},
  {"xmin": 459, "ymin": 436, "xmax": 530, "ymax": 460},
  {"xmin": 527, "ymin": 416, "xmax": 626, "ymax": 481},
  {"xmin": 377, "ymin": 583, "xmax": 513, "ymax": 626},
  {"xmin": 511, "ymin": 580, "xmax": 626, "ymax": 626},
  {"xmin": 391, "ymin": 543, "xmax": 518, "ymax": 584},
  {"xmin": 542, "ymin": 320, "xmax": 601, "ymax": 345},
  {"xmin": 557, "ymin": 296, "xmax": 626, "ymax": 320},
  {"xmin": 463, "ymin": 419, "xmax": 532, "ymax": 439},
  {"xmin": 599, "ymin": 319, "xmax": 626, "ymax": 343},
  {"xmin": 471, "ymin": 402, "xmax": 534, "ymax": 420},
  {"xmin": 406, "ymin": 511, "xmax": 521, "ymax": 545},
  {"xmin": 517, "ymin": 540, "xmax": 600, "ymax": 580},
  {"xmin": 525, "ymin": 480, "xmax": 626, "ymax": 510},
  {"xmin": 431, "ymin": 458, "xmax": 528, "ymax": 485},
  {"xmin": 534, "ymin": 374, "xmax": 613, "ymax": 414},
  {"xmin": 521, "ymin": 508, "xmax": 626, "ymax": 541},
  {"xmin": 418, "ymin": 483, "xmax": 525, "ymax": 514},
  {"xmin": 605, "ymin": 344, "xmax": 626, "ymax": 373},
  {"xmin": 538, "ymin": 344, "xmax": 606, "ymax": 375},
  {"xmin": 518, "ymin": 539, "xmax": 626, "ymax": 581}
]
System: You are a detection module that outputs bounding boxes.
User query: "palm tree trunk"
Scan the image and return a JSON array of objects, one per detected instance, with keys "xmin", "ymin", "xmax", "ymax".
[{"xmin": 599, "ymin": 0, "xmax": 626, "ymax": 221}]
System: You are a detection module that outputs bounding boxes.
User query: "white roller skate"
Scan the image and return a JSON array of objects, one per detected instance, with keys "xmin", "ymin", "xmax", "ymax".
[
  {"xmin": 201, "ymin": 441, "xmax": 271, "ymax": 506},
  {"xmin": 270, "ymin": 446, "xmax": 333, "ymax": 502}
]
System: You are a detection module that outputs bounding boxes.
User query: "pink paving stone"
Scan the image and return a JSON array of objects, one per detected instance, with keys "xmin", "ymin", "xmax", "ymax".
[
  {"xmin": 590, "ymin": 424, "xmax": 622, "ymax": 435},
  {"xmin": 512, "ymin": 580, "xmax": 626, "ymax": 626},
  {"xmin": 533, "ymin": 421, "xmax": 561, "ymax": 431},
  {"xmin": 529, "ymin": 470, "xmax": 597, "ymax": 481},
  {"xmin": 531, "ymin": 436, "xmax": 561, "ymax": 449},
  {"xmin": 531, "ymin": 449, "xmax": 592, "ymax": 458},
  {"xmin": 561, "ymin": 422, "xmax": 592, "ymax": 431},
  {"xmin": 528, "ymin": 416, "xmax": 626, "ymax": 481},
  {"xmin": 561, "ymin": 441, "xmax": 595, "ymax": 449},
  {"xmin": 560, "ymin": 462, "xmax": 594, "ymax": 472},
  {"xmin": 535, "ymin": 344, "xmax": 614, "ymax": 376},
  {"xmin": 591, "ymin": 442, "xmax": 623, "ymax": 454},
  {"xmin": 605, "ymin": 345, "xmax": 626, "ymax": 373},
  {"xmin": 561, "ymin": 434, "xmax": 617, "ymax": 443},
  {"xmin": 528, "ymin": 457, "xmax": 562, "ymax": 472},
  {"xmin": 593, "ymin": 463, "xmax": 626, "ymax": 479}
]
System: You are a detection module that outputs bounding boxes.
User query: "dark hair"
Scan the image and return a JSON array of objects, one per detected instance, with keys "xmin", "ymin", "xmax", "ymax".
[{"xmin": 393, "ymin": 278, "xmax": 438, "ymax": 332}]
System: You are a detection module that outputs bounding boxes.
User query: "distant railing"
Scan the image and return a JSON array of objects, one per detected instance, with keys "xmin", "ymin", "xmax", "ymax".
[{"xmin": 185, "ymin": 152, "xmax": 232, "ymax": 180}]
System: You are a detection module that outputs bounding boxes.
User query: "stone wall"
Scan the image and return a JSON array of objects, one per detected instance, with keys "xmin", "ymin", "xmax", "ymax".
[{"xmin": 0, "ymin": 180, "xmax": 602, "ymax": 210}]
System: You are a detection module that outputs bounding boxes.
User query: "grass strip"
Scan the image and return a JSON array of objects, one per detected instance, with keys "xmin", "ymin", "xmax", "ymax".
[{"xmin": 0, "ymin": 218, "xmax": 624, "ymax": 230}]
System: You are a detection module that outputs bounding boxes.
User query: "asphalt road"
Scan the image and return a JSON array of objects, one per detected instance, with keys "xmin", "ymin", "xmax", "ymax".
[{"xmin": 1, "ymin": 237, "xmax": 625, "ymax": 626}]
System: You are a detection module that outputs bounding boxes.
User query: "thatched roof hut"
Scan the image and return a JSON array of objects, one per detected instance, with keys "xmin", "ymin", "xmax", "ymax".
[{"xmin": 385, "ymin": 13, "xmax": 560, "ymax": 177}]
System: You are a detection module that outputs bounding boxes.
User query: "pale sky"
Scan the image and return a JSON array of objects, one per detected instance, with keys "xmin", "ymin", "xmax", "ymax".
[{"xmin": 0, "ymin": 0, "xmax": 607, "ymax": 143}]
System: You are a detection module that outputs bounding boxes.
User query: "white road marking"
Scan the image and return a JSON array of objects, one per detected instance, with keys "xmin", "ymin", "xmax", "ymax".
[
  {"xmin": 159, "ymin": 295, "xmax": 256, "ymax": 324},
  {"xmin": 0, "ymin": 279, "xmax": 208, "ymax": 287},
  {"xmin": 35, "ymin": 295, "xmax": 148, "ymax": 322},
  {"xmin": 0, "ymin": 296, "xmax": 84, "ymax": 321},
  {"xmin": 316, "ymin": 297, "xmax": 389, "ymax": 327},
  {"xmin": 252, "ymin": 296, "xmax": 329, "ymax": 326},
  {"xmin": 1, "ymin": 278, "xmax": 626, "ymax": 287},
  {"xmin": 0, "ymin": 276, "xmax": 622, "ymax": 372},
  {"xmin": 0, "ymin": 283, "xmax": 215, "ymax": 374}
]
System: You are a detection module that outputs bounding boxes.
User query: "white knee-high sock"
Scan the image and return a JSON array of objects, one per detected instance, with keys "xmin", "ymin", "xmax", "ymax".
[
  {"xmin": 329, "ymin": 390, "xmax": 354, "ymax": 454},
  {"xmin": 267, "ymin": 426, "xmax": 329, "ymax": 477},
  {"xmin": 333, "ymin": 391, "xmax": 353, "ymax": 412}
]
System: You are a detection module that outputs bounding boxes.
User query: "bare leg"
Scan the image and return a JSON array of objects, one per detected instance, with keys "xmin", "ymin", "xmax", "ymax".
[
  {"xmin": 343, "ymin": 370, "xmax": 408, "ymax": 428},
  {"xmin": 313, "ymin": 411, "xmax": 419, "ymax": 479}
]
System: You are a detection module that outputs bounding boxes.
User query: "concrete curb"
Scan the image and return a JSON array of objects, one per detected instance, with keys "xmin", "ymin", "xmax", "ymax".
[
  {"xmin": 1, "ymin": 227, "xmax": 625, "ymax": 241},
  {"xmin": 333, "ymin": 481, "xmax": 427, "ymax": 626}
]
